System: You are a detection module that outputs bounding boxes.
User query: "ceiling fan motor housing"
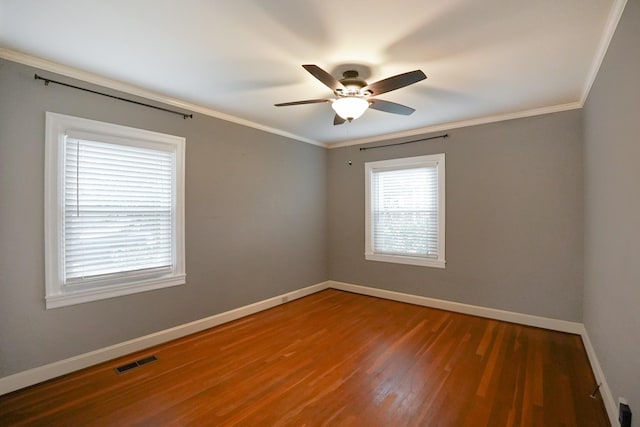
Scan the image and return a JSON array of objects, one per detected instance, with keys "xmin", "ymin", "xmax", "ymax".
[{"xmin": 337, "ymin": 70, "xmax": 369, "ymax": 96}]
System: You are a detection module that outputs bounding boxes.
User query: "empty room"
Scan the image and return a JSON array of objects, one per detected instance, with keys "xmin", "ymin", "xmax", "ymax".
[{"xmin": 0, "ymin": 0, "xmax": 638, "ymax": 425}]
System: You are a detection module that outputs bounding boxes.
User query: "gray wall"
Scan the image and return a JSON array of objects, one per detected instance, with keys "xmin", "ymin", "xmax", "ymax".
[
  {"xmin": 328, "ymin": 111, "xmax": 584, "ymax": 321},
  {"xmin": 3, "ymin": 5, "xmax": 638, "ymax": 408},
  {"xmin": 583, "ymin": 0, "xmax": 640, "ymax": 421},
  {"xmin": 0, "ymin": 59, "xmax": 327, "ymax": 377}
]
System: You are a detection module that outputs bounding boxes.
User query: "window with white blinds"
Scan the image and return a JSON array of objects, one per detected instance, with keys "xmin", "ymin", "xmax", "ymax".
[
  {"xmin": 64, "ymin": 138, "xmax": 173, "ymax": 282},
  {"xmin": 45, "ymin": 112, "xmax": 185, "ymax": 309},
  {"xmin": 365, "ymin": 154, "xmax": 445, "ymax": 268}
]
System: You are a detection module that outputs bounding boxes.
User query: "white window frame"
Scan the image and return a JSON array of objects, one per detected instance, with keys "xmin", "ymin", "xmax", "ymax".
[
  {"xmin": 365, "ymin": 153, "xmax": 446, "ymax": 268},
  {"xmin": 44, "ymin": 112, "xmax": 186, "ymax": 309}
]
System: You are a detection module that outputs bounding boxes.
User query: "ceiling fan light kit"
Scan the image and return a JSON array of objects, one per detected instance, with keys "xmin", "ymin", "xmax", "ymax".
[
  {"xmin": 331, "ymin": 97, "xmax": 370, "ymax": 122},
  {"xmin": 275, "ymin": 65, "xmax": 427, "ymax": 125}
]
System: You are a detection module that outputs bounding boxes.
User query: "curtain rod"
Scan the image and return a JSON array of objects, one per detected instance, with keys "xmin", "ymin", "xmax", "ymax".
[
  {"xmin": 359, "ymin": 133, "xmax": 448, "ymax": 151},
  {"xmin": 34, "ymin": 74, "xmax": 193, "ymax": 119}
]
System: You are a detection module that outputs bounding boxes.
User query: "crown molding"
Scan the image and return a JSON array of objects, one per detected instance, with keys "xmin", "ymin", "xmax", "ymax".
[
  {"xmin": 0, "ymin": 47, "xmax": 325, "ymax": 148},
  {"xmin": 328, "ymin": 0, "xmax": 627, "ymax": 150},
  {"xmin": 580, "ymin": 0, "xmax": 628, "ymax": 105},
  {"xmin": 327, "ymin": 102, "xmax": 582, "ymax": 149},
  {"xmin": 2, "ymin": 0, "xmax": 627, "ymax": 155}
]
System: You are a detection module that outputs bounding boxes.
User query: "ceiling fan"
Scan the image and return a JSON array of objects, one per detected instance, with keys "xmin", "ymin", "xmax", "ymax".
[{"xmin": 275, "ymin": 65, "xmax": 427, "ymax": 125}]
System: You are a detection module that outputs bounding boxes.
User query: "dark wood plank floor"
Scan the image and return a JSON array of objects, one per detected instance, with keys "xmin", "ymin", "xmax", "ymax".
[{"xmin": 0, "ymin": 289, "xmax": 609, "ymax": 426}]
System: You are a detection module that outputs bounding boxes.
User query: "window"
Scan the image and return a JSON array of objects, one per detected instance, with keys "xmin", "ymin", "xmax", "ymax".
[
  {"xmin": 45, "ymin": 112, "xmax": 185, "ymax": 308},
  {"xmin": 365, "ymin": 153, "xmax": 445, "ymax": 268}
]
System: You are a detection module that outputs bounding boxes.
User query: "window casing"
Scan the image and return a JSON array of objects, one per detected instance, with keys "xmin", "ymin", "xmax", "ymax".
[
  {"xmin": 365, "ymin": 154, "xmax": 446, "ymax": 268},
  {"xmin": 45, "ymin": 112, "xmax": 185, "ymax": 309}
]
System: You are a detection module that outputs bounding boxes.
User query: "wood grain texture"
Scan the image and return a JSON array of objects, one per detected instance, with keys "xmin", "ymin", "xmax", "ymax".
[{"xmin": 0, "ymin": 289, "xmax": 609, "ymax": 426}]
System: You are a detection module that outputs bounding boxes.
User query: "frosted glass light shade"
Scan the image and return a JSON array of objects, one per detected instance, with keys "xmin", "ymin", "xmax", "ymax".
[{"xmin": 332, "ymin": 97, "xmax": 369, "ymax": 121}]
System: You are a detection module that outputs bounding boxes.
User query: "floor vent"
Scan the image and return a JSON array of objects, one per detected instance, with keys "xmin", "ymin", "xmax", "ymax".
[{"xmin": 115, "ymin": 355, "xmax": 158, "ymax": 374}]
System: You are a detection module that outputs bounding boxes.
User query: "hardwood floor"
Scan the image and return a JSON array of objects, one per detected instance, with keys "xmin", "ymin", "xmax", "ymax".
[{"xmin": 0, "ymin": 289, "xmax": 609, "ymax": 426}]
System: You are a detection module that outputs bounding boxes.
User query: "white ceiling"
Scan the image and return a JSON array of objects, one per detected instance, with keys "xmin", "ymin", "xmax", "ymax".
[{"xmin": 0, "ymin": 0, "xmax": 621, "ymax": 146}]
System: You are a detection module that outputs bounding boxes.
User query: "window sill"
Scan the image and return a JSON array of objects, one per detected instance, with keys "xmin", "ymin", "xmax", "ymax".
[
  {"xmin": 365, "ymin": 253, "xmax": 446, "ymax": 269},
  {"xmin": 45, "ymin": 274, "xmax": 186, "ymax": 309}
]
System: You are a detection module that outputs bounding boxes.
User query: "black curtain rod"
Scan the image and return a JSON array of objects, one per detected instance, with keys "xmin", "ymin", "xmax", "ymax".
[
  {"xmin": 34, "ymin": 74, "xmax": 193, "ymax": 119},
  {"xmin": 359, "ymin": 133, "xmax": 448, "ymax": 151}
]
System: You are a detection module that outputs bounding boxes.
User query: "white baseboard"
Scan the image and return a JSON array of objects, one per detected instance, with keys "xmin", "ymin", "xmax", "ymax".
[
  {"xmin": 327, "ymin": 280, "xmax": 616, "ymax": 424},
  {"xmin": 0, "ymin": 281, "xmax": 330, "ymax": 396},
  {"xmin": 1, "ymin": 278, "xmax": 616, "ymax": 427},
  {"xmin": 328, "ymin": 280, "xmax": 584, "ymax": 334},
  {"xmin": 579, "ymin": 327, "xmax": 618, "ymax": 426}
]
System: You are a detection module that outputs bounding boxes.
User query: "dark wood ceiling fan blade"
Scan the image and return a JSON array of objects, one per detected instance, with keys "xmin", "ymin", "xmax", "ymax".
[
  {"xmin": 362, "ymin": 70, "xmax": 426, "ymax": 96},
  {"xmin": 302, "ymin": 65, "xmax": 345, "ymax": 92},
  {"xmin": 333, "ymin": 114, "xmax": 346, "ymax": 125},
  {"xmin": 369, "ymin": 99, "xmax": 416, "ymax": 115},
  {"xmin": 274, "ymin": 99, "xmax": 331, "ymax": 107}
]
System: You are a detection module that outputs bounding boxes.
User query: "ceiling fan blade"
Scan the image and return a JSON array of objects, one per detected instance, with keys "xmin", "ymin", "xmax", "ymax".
[
  {"xmin": 302, "ymin": 64, "xmax": 345, "ymax": 92},
  {"xmin": 362, "ymin": 70, "xmax": 426, "ymax": 96},
  {"xmin": 369, "ymin": 99, "xmax": 416, "ymax": 115},
  {"xmin": 333, "ymin": 114, "xmax": 346, "ymax": 125},
  {"xmin": 274, "ymin": 99, "xmax": 331, "ymax": 107}
]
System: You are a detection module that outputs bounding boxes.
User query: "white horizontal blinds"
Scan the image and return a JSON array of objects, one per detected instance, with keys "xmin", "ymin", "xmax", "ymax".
[
  {"xmin": 372, "ymin": 165, "xmax": 439, "ymax": 258},
  {"xmin": 64, "ymin": 137, "xmax": 174, "ymax": 283}
]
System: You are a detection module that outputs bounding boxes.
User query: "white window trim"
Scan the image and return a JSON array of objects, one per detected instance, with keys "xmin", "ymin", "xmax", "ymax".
[
  {"xmin": 365, "ymin": 153, "xmax": 446, "ymax": 268},
  {"xmin": 44, "ymin": 112, "xmax": 186, "ymax": 309}
]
